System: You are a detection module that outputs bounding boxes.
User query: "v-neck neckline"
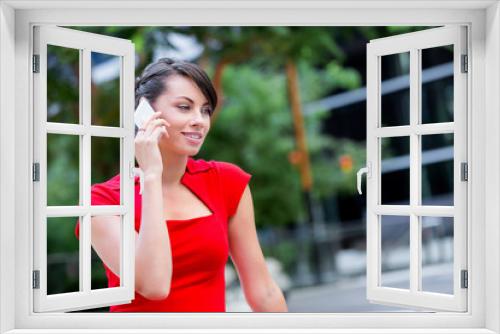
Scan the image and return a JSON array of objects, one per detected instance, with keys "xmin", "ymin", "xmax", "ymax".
[
  {"xmin": 132, "ymin": 157, "xmax": 216, "ymax": 222},
  {"xmin": 163, "ymin": 160, "xmax": 215, "ymax": 222},
  {"xmin": 166, "ymin": 213, "xmax": 214, "ymax": 222}
]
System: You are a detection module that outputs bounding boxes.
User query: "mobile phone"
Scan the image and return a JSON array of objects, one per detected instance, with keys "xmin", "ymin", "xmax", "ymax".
[
  {"xmin": 134, "ymin": 97, "xmax": 156, "ymax": 129},
  {"xmin": 134, "ymin": 98, "xmax": 156, "ymax": 195}
]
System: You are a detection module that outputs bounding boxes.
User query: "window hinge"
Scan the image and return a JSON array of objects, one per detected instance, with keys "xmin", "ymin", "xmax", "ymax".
[
  {"xmin": 461, "ymin": 269, "xmax": 468, "ymax": 289},
  {"xmin": 33, "ymin": 163, "xmax": 40, "ymax": 182},
  {"xmin": 461, "ymin": 162, "xmax": 468, "ymax": 181},
  {"xmin": 32, "ymin": 54, "xmax": 40, "ymax": 73},
  {"xmin": 33, "ymin": 270, "xmax": 40, "ymax": 289},
  {"xmin": 461, "ymin": 54, "xmax": 468, "ymax": 73}
]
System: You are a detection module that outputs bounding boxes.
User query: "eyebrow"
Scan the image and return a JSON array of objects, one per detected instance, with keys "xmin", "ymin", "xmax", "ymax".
[{"xmin": 175, "ymin": 96, "xmax": 209, "ymax": 106}]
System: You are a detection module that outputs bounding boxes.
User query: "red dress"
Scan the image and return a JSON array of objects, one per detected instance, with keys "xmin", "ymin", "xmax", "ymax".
[{"xmin": 74, "ymin": 157, "xmax": 252, "ymax": 312}]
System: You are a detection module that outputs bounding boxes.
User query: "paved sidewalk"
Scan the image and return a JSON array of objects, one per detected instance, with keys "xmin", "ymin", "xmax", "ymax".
[{"xmin": 226, "ymin": 263, "xmax": 453, "ymax": 313}]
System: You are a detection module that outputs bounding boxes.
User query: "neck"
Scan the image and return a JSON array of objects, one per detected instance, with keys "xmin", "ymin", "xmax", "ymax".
[{"xmin": 160, "ymin": 150, "xmax": 189, "ymax": 186}]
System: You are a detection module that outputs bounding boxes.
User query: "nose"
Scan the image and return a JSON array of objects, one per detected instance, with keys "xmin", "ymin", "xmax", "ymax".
[{"xmin": 190, "ymin": 109, "xmax": 205, "ymax": 125}]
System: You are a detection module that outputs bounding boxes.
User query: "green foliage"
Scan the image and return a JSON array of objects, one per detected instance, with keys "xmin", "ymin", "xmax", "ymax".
[
  {"xmin": 296, "ymin": 61, "xmax": 365, "ymax": 197},
  {"xmin": 46, "ymin": 134, "xmax": 80, "ymax": 206}
]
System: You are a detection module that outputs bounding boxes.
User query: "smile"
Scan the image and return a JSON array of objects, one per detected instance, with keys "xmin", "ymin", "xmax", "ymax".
[
  {"xmin": 182, "ymin": 132, "xmax": 202, "ymax": 139},
  {"xmin": 182, "ymin": 132, "xmax": 203, "ymax": 144}
]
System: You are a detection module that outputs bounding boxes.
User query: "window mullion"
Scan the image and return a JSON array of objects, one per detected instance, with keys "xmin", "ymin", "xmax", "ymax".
[
  {"xmin": 81, "ymin": 48, "xmax": 92, "ymax": 294},
  {"xmin": 120, "ymin": 43, "xmax": 135, "ymax": 295},
  {"xmin": 409, "ymin": 48, "xmax": 421, "ymax": 293}
]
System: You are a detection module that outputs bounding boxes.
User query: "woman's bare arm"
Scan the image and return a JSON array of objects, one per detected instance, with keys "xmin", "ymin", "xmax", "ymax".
[
  {"xmin": 135, "ymin": 173, "xmax": 173, "ymax": 299},
  {"xmin": 91, "ymin": 111, "xmax": 173, "ymax": 301},
  {"xmin": 90, "ymin": 174, "xmax": 172, "ymax": 301},
  {"xmin": 228, "ymin": 185, "xmax": 288, "ymax": 312}
]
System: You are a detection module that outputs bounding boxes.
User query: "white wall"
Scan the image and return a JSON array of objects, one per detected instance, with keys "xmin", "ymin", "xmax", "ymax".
[
  {"xmin": 485, "ymin": 2, "xmax": 500, "ymax": 333},
  {"xmin": 0, "ymin": 2, "xmax": 16, "ymax": 333},
  {"xmin": 1, "ymin": 1, "xmax": 499, "ymax": 333}
]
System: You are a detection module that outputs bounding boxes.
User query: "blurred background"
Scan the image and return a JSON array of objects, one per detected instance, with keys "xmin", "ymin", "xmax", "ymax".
[{"xmin": 44, "ymin": 26, "xmax": 455, "ymax": 312}]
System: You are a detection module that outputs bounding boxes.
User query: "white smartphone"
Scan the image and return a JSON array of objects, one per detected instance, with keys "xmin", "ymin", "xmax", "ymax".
[
  {"xmin": 134, "ymin": 97, "xmax": 156, "ymax": 195},
  {"xmin": 134, "ymin": 97, "xmax": 156, "ymax": 129}
]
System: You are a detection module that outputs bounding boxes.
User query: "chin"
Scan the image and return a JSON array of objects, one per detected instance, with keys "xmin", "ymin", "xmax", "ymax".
[
  {"xmin": 176, "ymin": 147, "xmax": 201, "ymax": 156},
  {"xmin": 189, "ymin": 148, "xmax": 201, "ymax": 156},
  {"xmin": 162, "ymin": 141, "xmax": 202, "ymax": 156}
]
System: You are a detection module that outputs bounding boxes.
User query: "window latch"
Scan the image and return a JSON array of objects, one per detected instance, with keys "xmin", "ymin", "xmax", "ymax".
[
  {"xmin": 132, "ymin": 166, "xmax": 144, "ymax": 195},
  {"xmin": 357, "ymin": 162, "xmax": 371, "ymax": 195}
]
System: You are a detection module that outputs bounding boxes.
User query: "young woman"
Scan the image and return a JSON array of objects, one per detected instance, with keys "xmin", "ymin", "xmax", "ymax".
[{"xmin": 75, "ymin": 58, "xmax": 288, "ymax": 312}]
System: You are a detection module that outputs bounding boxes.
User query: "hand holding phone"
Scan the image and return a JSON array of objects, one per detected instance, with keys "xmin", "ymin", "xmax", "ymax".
[
  {"xmin": 135, "ymin": 97, "xmax": 156, "ymax": 130},
  {"xmin": 133, "ymin": 97, "xmax": 170, "ymax": 194}
]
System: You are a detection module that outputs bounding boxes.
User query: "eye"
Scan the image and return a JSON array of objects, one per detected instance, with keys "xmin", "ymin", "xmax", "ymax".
[
  {"xmin": 178, "ymin": 105, "xmax": 190, "ymax": 110},
  {"xmin": 202, "ymin": 108, "xmax": 212, "ymax": 115}
]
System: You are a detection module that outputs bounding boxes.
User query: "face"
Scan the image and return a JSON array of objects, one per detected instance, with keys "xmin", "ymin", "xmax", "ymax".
[{"xmin": 151, "ymin": 75, "xmax": 212, "ymax": 157}]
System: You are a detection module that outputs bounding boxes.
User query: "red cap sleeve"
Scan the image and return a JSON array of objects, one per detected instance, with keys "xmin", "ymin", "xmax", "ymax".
[
  {"xmin": 74, "ymin": 182, "xmax": 120, "ymax": 239},
  {"xmin": 216, "ymin": 161, "xmax": 252, "ymax": 219}
]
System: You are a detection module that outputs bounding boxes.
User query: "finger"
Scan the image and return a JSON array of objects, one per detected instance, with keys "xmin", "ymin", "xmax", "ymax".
[
  {"xmin": 151, "ymin": 125, "xmax": 168, "ymax": 142},
  {"xmin": 142, "ymin": 111, "xmax": 163, "ymax": 130},
  {"xmin": 145, "ymin": 118, "xmax": 169, "ymax": 130},
  {"xmin": 135, "ymin": 127, "xmax": 146, "ymax": 137},
  {"xmin": 144, "ymin": 119, "xmax": 169, "ymax": 137},
  {"xmin": 154, "ymin": 123, "xmax": 169, "ymax": 139}
]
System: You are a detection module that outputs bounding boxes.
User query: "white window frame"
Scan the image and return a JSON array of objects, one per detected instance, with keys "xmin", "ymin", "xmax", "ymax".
[
  {"xmin": 32, "ymin": 25, "xmax": 136, "ymax": 312},
  {"xmin": 0, "ymin": 1, "xmax": 499, "ymax": 333},
  {"xmin": 366, "ymin": 26, "xmax": 468, "ymax": 312}
]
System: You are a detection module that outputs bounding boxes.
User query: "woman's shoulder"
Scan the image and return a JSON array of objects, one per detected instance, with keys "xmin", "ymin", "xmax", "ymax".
[
  {"xmin": 91, "ymin": 173, "xmax": 127, "ymax": 191},
  {"xmin": 91, "ymin": 159, "xmax": 248, "ymax": 188},
  {"xmin": 210, "ymin": 159, "xmax": 252, "ymax": 182},
  {"xmin": 89, "ymin": 173, "xmax": 124, "ymax": 205}
]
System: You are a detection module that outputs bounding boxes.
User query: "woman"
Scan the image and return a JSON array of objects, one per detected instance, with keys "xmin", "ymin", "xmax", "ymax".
[{"xmin": 75, "ymin": 58, "xmax": 288, "ymax": 312}]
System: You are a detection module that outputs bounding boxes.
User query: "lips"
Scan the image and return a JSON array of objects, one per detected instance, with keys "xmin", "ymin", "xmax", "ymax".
[
  {"xmin": 181, "ymin": 132, "xmax": 202, "ymax": 140},
  {"xmin": 181, "ymin": 132, "xmax": 203, "ymax": 145}
]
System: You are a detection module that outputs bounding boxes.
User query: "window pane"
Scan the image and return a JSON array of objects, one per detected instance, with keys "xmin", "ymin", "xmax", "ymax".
[
  {"xmin": 380, "ymin": 215, "xmax": 410, "ymax": 289},
  {"xmin": 91, "ymin": 136, "xmax": 121, "ymax": 204},
  {"xmin": 381, "ymin": 136, "xmax": 410, "ymax": 205},
  {"xmin": 47, "ymin": 45, "xmax": 80, "ymax": 124},
  {"xmin": 47, "ymin": 134, "xmax": 80, "ymax": 206},
  {"xmin": 421, "ymin": 45, "xmax": 454, "ymax": 124},
  {"xmin": 91, "ymin": 215, "xmax": 122, "ymax": 290},
  {"xmin": 47, "ymin": 217, "xmax": 80, "ymax": 295},
  {"xmin": 381, "ymin": 52, "xmax": 410, "ymax": 127},
  {"xmin": 91, "ymin": 52, "xmax": 121, "ymax": 127},
  {"xmin": 421, "ymin": 133, "xmax": 454, "ymax": 206},
  {"xmin": 421, "ymin": 216, "xmax": 454, "ymax": 294}
]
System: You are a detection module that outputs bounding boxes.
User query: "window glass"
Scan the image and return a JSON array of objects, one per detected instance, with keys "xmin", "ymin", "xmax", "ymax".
[
  {"xmin": 421, "ymin": 45, "xmax": 454, "ymax": 124},
  {"xmin": 381, "ymin": 136, "xmax": 410, "ymax": 205},
  {"xmin": 47, "ymin": 45, "xmax": 80, "ymax": 124},
  {"xmin": 91, "ymin": 52, "xmax": 121, "ymax": 127},
  {"xmin": 381, "ymin": 52, "xmax": 410, "ymax": 127},
  {"xmin": 380, "ymin": 215, "xmax": 410, "ymax": 290}
]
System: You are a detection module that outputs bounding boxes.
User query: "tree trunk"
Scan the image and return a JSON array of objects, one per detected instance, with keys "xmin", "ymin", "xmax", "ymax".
[
  {"xmin": 285, "ymin": 59, "xmax": 313, "ymax": 191},
  {"xmin": 286, "ymin": 59, "xmax": 326, "ymax": 285}
]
